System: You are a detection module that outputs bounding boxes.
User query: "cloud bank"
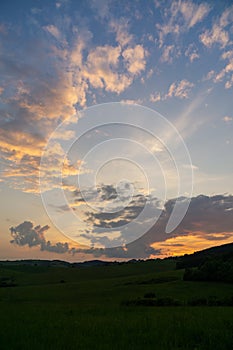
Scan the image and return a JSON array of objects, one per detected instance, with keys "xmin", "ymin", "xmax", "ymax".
[{"xmin": 9, "ymin": 194, "xmax": 233, "ymax": 260}]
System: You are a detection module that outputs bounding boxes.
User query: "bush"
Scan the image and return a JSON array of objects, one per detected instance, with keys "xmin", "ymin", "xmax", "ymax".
[
  {"xmin": 156, "ymin": 297, "xmax": 182, "ymax": 306},
  {"xmin": 0, "ymin": 277, "xmax": 17, "ymax": 288},
  {"xmin": 144, "ymin": 292, "xmax": 156, "ymax": 298},
  {"xmin": 187, "ymin": 297, "xmax": 207, "ymax": 306},
  {"xmin": 121, "ymin": 296, "xmax": 182, "ymax": 307}
]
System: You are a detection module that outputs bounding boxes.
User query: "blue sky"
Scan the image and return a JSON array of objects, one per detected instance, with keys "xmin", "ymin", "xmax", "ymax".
[{"xmin": 0, "ymin": 0, "xmax": 232, "ymax": 261}]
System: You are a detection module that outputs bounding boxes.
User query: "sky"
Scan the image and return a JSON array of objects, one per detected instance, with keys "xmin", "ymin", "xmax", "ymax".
[{"xmin": 0, "ymin": 0, "xmax": 232, "ymax": 261}]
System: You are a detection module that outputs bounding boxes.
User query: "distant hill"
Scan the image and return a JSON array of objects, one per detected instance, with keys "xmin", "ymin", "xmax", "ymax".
[
  {"xmin": 176, "ymin": 242, "xmax": 233, "ymax": 284},
  {"xmin": 176, "ymin": 242, "xmax": 233, "ymax": 269},
  {"xmin": 1, "ymin": 242, "xmax": 233, "ymax": 269},
  {"xmin": 0, "ymin": 259, "xmax": 116, "ymax": 268}
]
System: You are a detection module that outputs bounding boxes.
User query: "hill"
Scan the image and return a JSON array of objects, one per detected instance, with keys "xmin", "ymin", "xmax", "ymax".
[
  {"xmin": 176, "ymin": 242, "xmax": 233, "ymax": 269},
  {"xmin": 176, "ymin": 242, "xmax": 233, "ymax": 284}
]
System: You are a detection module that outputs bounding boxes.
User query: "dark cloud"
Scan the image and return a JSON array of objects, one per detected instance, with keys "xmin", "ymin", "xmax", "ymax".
[
  {"xmin": 41, "ymin": 241, "xmax": 69, "ymax": 254},
  {"xmin": 10, "ymin": 221, "xmax": 69, "ymax": 254},
  {"xmin": 174, "ymin": 194, "xmax": 233, "ymax": 233},
  {"xmin": 73, "ymin": 183, "xmax": 122, "ymax": 204},
  {"xmin": 97, "ymin": 184, "xmax": 118, "ymax": 200},
  {"xmin": 9, "ymin": 220, "xmax": 161, "ymax": 259},
  {"xmin": 134, "ymin": 194, "xmax": 233, "ymax": 249},
  {"xmin": 70, "ymin": 245, "xmax": 161, "ymax": 260},
  {"xmin": 83, "ymin": 192, "xmax": 159, "ymax": 229},
  {"xmin": 160, "ymin": 243, "xmax": 184, "ymax": 247},
  {"xmin": 201, "ymin": 233, "xmax": 232, "ymax": 241},
  {"xmin": 10, "ymin": 222, "xmax": 48, "ymax": 247},
  {"xmin": 9, "ymin": 195, "xmax": 233, "ymax": 259}
]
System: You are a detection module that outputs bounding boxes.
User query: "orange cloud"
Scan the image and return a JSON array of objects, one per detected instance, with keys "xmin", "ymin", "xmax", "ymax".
[
  {"xmin": 122, "ymin": 45, "xmax": 147, "ymax": 75},
  {"xmin": 151, "ymin": 231, "xmax": 233, "ymax": 257}
]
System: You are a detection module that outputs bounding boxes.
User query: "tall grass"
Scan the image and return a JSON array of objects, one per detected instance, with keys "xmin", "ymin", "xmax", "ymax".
[{"xmin": 0, "ymin": 260, "xmax": 232, "ymax": 349}]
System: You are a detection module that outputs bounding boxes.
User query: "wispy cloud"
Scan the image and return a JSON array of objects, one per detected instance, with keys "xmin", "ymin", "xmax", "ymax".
[
  {"xmin": 166, "ymin": 79, "xmax": 194, "ymax": 99},
  {"xmin": 109, "ymin": 18, "xmax": 133, "ymax": 47},
  {"xmin": 160, "ymin": 45, "xmax": 175, "ymax": 63},
  {"xmin": 43, "ymin": 24, "xmax": 61, "ymax": 40},
  {"xmin": 185, "ymin": 44, "xmax": 199, "ymax": 62},
  {"xmin": 90, "ymin": 0, "xmax": 110, "ymax": 20},
  {"xmin": 200, "ymin": 5, "xmax": 233, "ymax": 48},
  {"xmin": 150, "ymin": 79, "xmax": 194, "ymax": 103},
  {"xmin": 149, "ymin": 92, "xmax": 161, "ymax": 103},
  {"xmin": 179, "ymin": 1, "xmax": 211, "ymax": 28},
  {"xmin": 156, "ymin": 0, "xmax": 210, "ymax": 47},
  {"xmin": 204, "ymin": 50, "xmax": 233, "ymax": 88}
]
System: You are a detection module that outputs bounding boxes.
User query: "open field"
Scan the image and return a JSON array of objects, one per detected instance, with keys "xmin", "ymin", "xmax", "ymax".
[{"xmin": 0, "ymin": 259, "xmax": 233, "ymax": 350}]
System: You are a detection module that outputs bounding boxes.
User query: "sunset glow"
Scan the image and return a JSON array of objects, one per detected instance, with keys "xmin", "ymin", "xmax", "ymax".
[{"xmin": 0, "ymin": 0, "xmax": 232, "ymax": 261}]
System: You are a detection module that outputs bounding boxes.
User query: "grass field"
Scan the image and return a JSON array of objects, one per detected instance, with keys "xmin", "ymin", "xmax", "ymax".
[{"xmin": 0, "ymin": 259, "xmax": 233, "ymax": 349}]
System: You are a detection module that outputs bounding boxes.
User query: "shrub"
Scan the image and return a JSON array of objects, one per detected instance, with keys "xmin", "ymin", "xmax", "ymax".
[
  {"xmin": 144, "ymin": 292, "xmax": 156, "ymax": 298},
  {"xmin": 187, "ymin": 297, "xmax": 207, "ymax": 306}
]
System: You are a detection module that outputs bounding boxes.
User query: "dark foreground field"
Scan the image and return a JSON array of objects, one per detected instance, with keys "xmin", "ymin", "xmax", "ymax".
[{"xmin": 0, "ymin": 259, "xmax": 233, "ymax": 350}]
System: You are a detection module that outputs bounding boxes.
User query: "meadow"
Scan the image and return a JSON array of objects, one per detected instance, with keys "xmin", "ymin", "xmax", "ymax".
[{"xmin": 0, "ymin": 259, "xmax": 233, "ymax": 350}]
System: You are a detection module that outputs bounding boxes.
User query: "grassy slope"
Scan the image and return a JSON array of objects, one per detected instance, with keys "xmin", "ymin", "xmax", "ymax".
[{"xmin": 0, "ymin": 259, "xmax": 233, "ymax": 350}]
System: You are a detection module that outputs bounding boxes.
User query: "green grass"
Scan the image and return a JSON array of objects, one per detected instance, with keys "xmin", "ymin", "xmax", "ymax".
[{"xmin": 0, "ymin": 259, "xmax": 233, "ymax": 349}]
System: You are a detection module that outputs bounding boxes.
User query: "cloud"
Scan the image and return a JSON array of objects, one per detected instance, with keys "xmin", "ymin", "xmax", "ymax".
[
  {"xmin": 202, "ymin": 70, "xmax": 215, "ymax": 81},
  {"xmin": 90, "ymin": 0, "xmax": 110, "ymax": 20},
  {"xmin": 150, "ymin": 92, "xmax": 161, "ymax": 103},
  {"xmin": 200, "ymin": 5, "xmax": 233, "ymax": 48},
  {"xmin": 87, "ymin": 194, "xmax": 233, "ymax": 258},
  {"xmin": 10, "ymin": 222, "xmax": 49, "ymax": 247},
  {"xmin": 73, "ymin": 183, "xmax": 150, "ymax": 212},
  {"xmin": 9, "ymin": 219, "xmax": 160, "ymax": 259},
  {"xmin": 180, "ymin": 1, "xmax": 210, "ymax": 28},
  {"xmin": 98, "ymin": 184, "xmax": 118, "ymax": 200},
  {"xmin": 160, "ymin": 45, "xmax": 175, "ymax": 63},
  {"xmin": 200, "ymin": 24, "xmax": 229, "ymax": 48},
  {"xmin": 9, "ymin": 194, "xmax": 233, "ymax": 259},
  {"xmin": 122, "ymin": 45, "xmax": 147, "ymax": 75},
  {"xmin": 69, "ymin": 245, "xmax": 161, "ymax": 260},
  {"xmin": 205, "ymin": 50, "xmax": 233, "ymax": 88},
  {"xmin": 0, "ymin": 27, "xmax": 85, "ymax": 191},
  {"xmin": 0, "ymin": 16, "xmax": 148, "ymax": 193},
  {"xmin": 84, "ymin": 194, "xmax": 148, "ymax": 229},
  {"xmin": 150, "ymin": 80, "xmax": 194, "ymax": 103},
  {"xmin": 41, "ymin": 241, "xmax": 69, "ymax": 254},
  {"xmin": 43, "ymin": 25, "xmax": 61, "ymax": 40},
  {"xmin": 156, "ymin": 0, "xmax": 210, "ymax": 46},
  {"xmin": 156, "ymin": 23, "xmax": 180, "ymax": 48},
  {"xmin": 185, "ymin": 44, "xmax": 199, "ymax": 62},
  {"xmin": 70, "ymin": 27, "xmax": 147, "ymax": 96},
  {"xmin": 223, "ymin": 116, "xmax": 232, "ymax": 123},
  {"xmin": 153, "ymin": 231, "xmax": 233, "ymax": 257},
  {"xmin": 166, "ymin": 79, "xmax": 194, "ymax": 99},
  {"xmin": 59, "ymin": 184, "xmax": 163, "ymax": 249},
  {"xmin": 10, "ymin": 221, "xmax": 70, "ymax": 254},
  {"xmin": 163, "ymin": 194, "xmax": 233, "ymax": 235},
  {"xmin": 225, "ymin": 75, "xmax": 233, "ymax": 89},
  {"xmin": 183, "ymin": 164, "xmax": 198, "ymax": 170},
  {"xmin": 109, "ymin": 18, "xmax": 133, "ymax": 47},
  {"xmin": 120, "ymin": 99, "xmax": 143, "ymax": 105},
  {"xmin": 137, "ymin": 194, "xmax": 233, "ymax": 257},
  {"xmin": 81, "ymin": 44, "xmax": 143, "ymax": 94}
]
